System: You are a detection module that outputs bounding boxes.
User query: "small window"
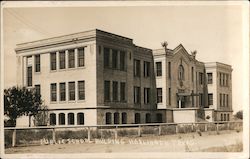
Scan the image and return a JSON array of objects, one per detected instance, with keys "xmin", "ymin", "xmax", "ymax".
[
  {"xmin": 144, "ymin": 61, "xmax": 150, "ymax": 77},
  {"xmin": 135, "ymin": 113, "xmax": 140, "ymax": 124},
  {"xmin": 134, "ymin": 60, "xmax": 141, "ymax": 77},
  {"xmin": 120, "ymin": 82, "xmax": 126, "ymax": 102},
  {"xmin": 122, "ymin": 112, "xmax": 127, "ymax": 124},
  {"xmin": 156, "ymin": 62, "xmax": 162, "ymax": 76},
  {"xmin": 112, "ymin": 49, "xmax": 118, "ymax": 69},
  {"xmin": 35, "ymin": 84, "xmax": 41, "ymax": 96},
  {"xmin": 112, "ymin": 81, "xmax": 118, "ymax": 101},
  {"xmin": 157, "ymin": 88, "xmax": 162, "ymax": 103},
  {"xmin": 144, "ymin": 88, "xmax": 150, "ymax": 104},
  {"xmin": 78, "ymin": 81, "xmax": 85, "ymax": 100},
  {"xmin": 168, "ymin": 62, "xmax": 171, "ymax": 79},
  {"xmin": 156, "ymin": 113, "xmax": 162, "ymax": 123},
  {"xmin": 51, "ymin": 83, "xmax": 57, "ymax": 101},
  {"xmin": 207, "ymin": 73, "xmax": 213, "ymax": 84},
  {"xmin": 59, "ymin": 83, "xmax": 66, "ymax": 101},
  {"xmin": 208, "ymin": 93, "xmax": 213, "ymax": 106},
  {"xmin": 78, "ymin": 48, "xmax": 85, "ymax": 67},
  {"xmin": 50, "ymin": 53, "xmax": 56, "ymax": 70},
  {"xmin": 134, "ymin": 87, "xmax": 141, "ymax": 104},
  {"xmin": 106, "ymin": 112, "xmax": 112, "ymax": 124},
  {"xmin": 104, "ymin": 48, "xmax": 110, "ymax": 68},
  {"xmin": 59, "ymin": 113, "xmax": 65, "ymax": 125},
  {"xmin": 27, "ymin": 66, "xmax": 32, "ymax": 86},
  {"xmin": 35, "ymin": 55, "xmax": 40, "ymax": 72},
  {"xmin": 68, "ymin": 82, "xmax": 75, "ymax": 101},
  {"xmin": 145, "ymin": 113, "xmax": 151, "ymax": 123},
  {"xmin": 199, "ymin": 72, "xmax": 203, "ymax": 85},
  {"xmin": 114, "ymin": 112, "xmax": 119, "ymax": 124},
  {"xmin": 104, "ymin": 81, "xmax": 110, "ymax": 101},
  {"xmin": 59, "ymin": 51, "xmax": 66, "ymax": 69},
  {"xmin": 77, "ymin": 113, "xmax": 84, "ymax": 125},
  {"xmin": 68, "ymin": 113, "xmax": 75, "ymax": 125},
  {"xmin": 120, "ymin": 51, "xmax": 126, "ymax": 71},
  {"xmin": 50, "ymin": 113, "xmax": 56, "ymax": 125},
  {"xmin": 68, "ymin": 49, "xmax": 75, "ymax": 68}
]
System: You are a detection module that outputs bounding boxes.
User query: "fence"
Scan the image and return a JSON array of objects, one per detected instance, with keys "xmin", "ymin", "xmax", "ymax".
[{"xmin": 4, "ymin": 121, "xmax": 243, "ymax": 147}]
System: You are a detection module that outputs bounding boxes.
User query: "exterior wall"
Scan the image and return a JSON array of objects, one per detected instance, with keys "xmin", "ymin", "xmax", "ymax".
[
  {"xmin": 172, "ymin": 109, "xmax": 197, "ymax": 123},
  {"xmin": 204, "ymin": 109, "xmax": 214, "ymax": 122}
]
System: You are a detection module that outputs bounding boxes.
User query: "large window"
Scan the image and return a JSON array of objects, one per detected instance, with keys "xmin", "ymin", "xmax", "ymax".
[
  {"xmin": 156, "ymin": 62, "xmax": 162, "ymax": 76},
  {"xmin": 112, "ymin": 50, "xmax": 118, "ymax": 69},
  {"xmin": 59, "ymin": 113, "xmax": 65, "ymax": 125},
  {"xmin": 68, "ymin": 113, "xmax": 75, "ymax": 125},
  {"xmin": 50, "ymin": 53, "xmax": 56, "ymax": 70},
  {"xmin": 35, "ymin": 55, "xmax": 40, "ymax": 72},
  {"xmin": 77, "ymin": 113, "xmax": 84, "ymax": 125},
  {"xmin": 35, "ymin": 84, "xmax": 41, "ymax": 96},
  {"xmin": 120, "ymin": 82, "xmax": 126, "ymax": 102},
  {"xmin": 104, "ymin": 81, "xmax": 110, "ymax": 101},
  {"xmin": 178, "ymin": 65, "xmax": 184, "ymax": 80},
  {"xmin": 68, "ymin": 49, "xmax": 75, "ymax": 68},
  {"xmin": 144, "ymin": 88, "xmax": 150, "ymax": 104},
  {"xmin": 134, "ymin": 87, "xmax": 141, "ymax": 104},
  {"xmin": 157, "ymin": 88, "xmax": 162, "ymax": 103},
  {"xmin": 78, "ymin": 48, "xmax": 85, "ymax": 67},
  {"xmin": 59, "ymin": 83, "xmax": 66, "ymax": 101},
  {"xmin": 112, "ymin": 81, "xmax": 118, "ymax": 101},
  {"xmin": 27, "ymin": 66, "xmax": 32, "ymax": 86},
  {"xmin": 120, "ymin": 51, "xmax": 126, "ymax": 71},
  {"xmin": 208, "ymin": 93, "xmax": 213, "ymax": 105},
  {"xmin": 104, "ymin": 48, "xmax": 110, "ymax": 68},
  {"xmin": 59, "ymin": 51, "xmax": 66, "ymax": 69},
  {"xmin": 207, "ymin": 73, "xmax": 213, "ymax": 84},
  {"xmin": 68, "ymin": 82, "xmax": 75, "ymax": 101},
  {"xmin": 106, "ymin": 112, "xmax": 112, "ymax": 124},
  {"xmin": 78, "ymin": 81, "xmax": 85, "ymax": 100},
  {"xmin": 134, "ymin": 60, "xmax": 141, "ymax": 77},
  {"xmin": 51, "ymin": 83, "xmax": 57, "ymax": 101},
  {"xmin": 144, "ymin": 61, "xmax": 150, "ymax": 77}
]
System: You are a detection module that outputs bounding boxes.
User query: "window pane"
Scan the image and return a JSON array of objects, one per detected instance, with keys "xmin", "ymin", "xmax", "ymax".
[
  {"xmin": 51, "ymin": 83, "xmax": 57, "ymax": 101},
  {"xmin": 50, "ymin": 53, "xmax": 56, "ymax": 70},
  {"xmin": 60, "ymin": 83, "xmax": 66, "ymax": 101},
  {"xmin": 68, "ymin": 49, "xmax": 75, "ymax": 68},
  {"xmin": 78, "ymin": 48, "xmax": 85, "ymax": 67},
  {"xmin": 59, "ymin": 113, "xmax": 65, "ymax": 125},
  {"xmin": 69, "ymin": 82, "xmax": 75, "ymax": 100},
  {"xmin": 78, "ymin": 81, "xmax": 85, "ymax": 100},
  {"xmin": 207, "ymin": 73, "xmax": 213, "ymax": 84},
  {"xmin": 77, "ymin": 113, "xmax": 84, "ymax": 125},
  {"xmin": 68, "ymin": 113, "xmax": 75, "ymax": 125},
  {"xmin": 35, "ymin": 55, "xmax": 40, "ymax": 72},
  {"xmin": 27, "ymin": 66, "xmax": 32, "ymax": 86},
  {"xmin": 156, "ymin": 62, "xmax": 162, "ymax": 76},
  {"xmin": 157, "ymin": 88, "xmax": 162, "ymax": 103}
]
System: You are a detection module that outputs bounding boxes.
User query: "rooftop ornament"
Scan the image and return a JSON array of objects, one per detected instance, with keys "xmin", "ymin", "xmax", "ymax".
[
  {"xmin": 191, "ymin": 50, "xmax": 197, "ymax": 59},
  {"xmin": 161, "ymin": 41, "xmax": 168, "ymax": 54}
]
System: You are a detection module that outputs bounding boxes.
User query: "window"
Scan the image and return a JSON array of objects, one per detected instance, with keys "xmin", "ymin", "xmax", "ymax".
[
  {"xmin": 226, "ymin": 94, "xmax": 229, "ymax": 107},
  {"xmin": 191, "ymin": 67, "xmax": 194, "ymax": 82},
  {"xmin": 168, "ymin": 62, "xmax": 171, "ymax": 79},
  {"xmin": 27, "ymin": 66, "xmax": 32, "ymax": 86},
  {"xmin": 199, "ymin": 93, "xmax": 203, "ymax": 106},
  {"xmin": 208, "ymin": 93, "xmax": 213, "ymax": 105},
  {"xmin": 219, "ymin": 73, "xmax": 222, "ymax": 86},
  {"xmin": 199, "ymin": 72, "xmax": 203, "ymax": 85},
  {"xmin": 59, "ymin": 113, "xmax": 65, "ymax": 125},
  {"xmin": 104, "ymin": 81, "xmax": 110, "ymax": 101},
  {"xmin": 35, "ymin": 85, "xmax": 41, "ymax": 96},
  {"xmin": 222, "ymin": 74, "xmax": 225, "ymax": 86},
  {"xmin": 122, "ymin": 112, "xmax": 127, "ymax": 124},
  {"xmin": 50, "ymin": 53, "xmax": 56, "ymax": 70},
  {"xmin": 156, "ymin": 113, "xmax": 162, "ymax": 123},
  {"xmin": 224, "ymin": 114, "xmax": 227, "ymax": 121},
  {"xmin": 104, "ymin": 48, "xmax": 110, "ymax": 68},
  {"xmin": 135, "ymin": 113, "xmax": 140, "ymax": 124},
  {"xmin": 50, "ymin": 113, "xmax": 56, "ymax": 125},
  {"xmin": 77, "ymin": 113, "xmax": 84, "ymax": 125},
  {"xmin": 226, "ymin": 74, "xmax": 229, "ymax": 86},
  {"xmin": 112, "ymin": 49, "xmax": 118, "ymax": 69},
  {"xmin": 223, "ymin": 94, "xmax": 225, "ymax": 107},
  {"xmin": 114, "ymin": 112, "xmax": 119, "ymax": 124},
  {"xmin": 113, "ymin": 81, "xmax": 118, "ymax": 101},
  {"xmin": 207, "ymin": 73, "xmax": 213, "ymax": 84},
  {"xmin": 157, "ymin": 88, "xmax": 162, "ymax": 103},
  {"xmin": 221, "ymin": 114, "xmax": 223, "ymax": 121},
  {"xmin": 144, "ymin": 61, "xmax": 150, "ymax": 77},
  {"xmin": 68, "ymin": 49, "xmax": 75, "ymax": 68},
  {"xmin": 144, "ymin": 88, "xmax": 150, "ymax": 104},
  {"xmin": 134, "ymin": 60, "xmax": 141, "ymax": 77},
  {"xmin": 78, "ymin": 81, "xmax": 85, "ymax": 100},
  {"xmin": 59, "ymin": 83, "xmax": 66, "ymax": 101},
  {"xmin": 35, "ymin": 55, "xmax": 40, "ymax": 72},
  {"xmin": 106, "ymin": 112, "xmax": 112, "ymax": 124},
  {"xmin": 156, "ymin": 62, "xmax": 162, "ymax": 76},
  {"xmin": 59, "ymin": 51, "xmax": 66, "ymax": 69},
  {"xmin": 191, "ymin": 90, "xmax": 194, "ymax": 107},
  {"xmin": 68, "ymin": 82, "xmax": 75, "ymax": 101},
  {"xmin": 178, "ymin": 65, "xmax": 184, "ymax": 80},
  {"xmin": 145, "ymin": 113, "xmax": 151, "ymax": 123},
  {"xmin": 134, "ymin": 87, "xmax": 141, "ymax": 104},
  {"xmin": 68, "ymin": 113, "xmax": 74, "ymax": 125},
  {"xmin": 120, "ymin": 51, "xmax": 126, "ymax": 71},
  {"xmin": 220, "ymin": 93, "xmax": 222, "ymax": 107},
  {"xmin": 168, "ymin": 88, "xmax": 171, "ymax": 105},
  {"xmin": 227, "ymin": 114, "xmax": 229, "ymax": 121},
  {"xmin": 78, "ymin": 48, "xmax": 85, "ymax": 67},
  {"xmin": 120, "ymin": 82, "xmax": 126, "ymax": 102},
  {"xmin": 51, "ymin": 83, "xmax": 57, "ymax": 101}
]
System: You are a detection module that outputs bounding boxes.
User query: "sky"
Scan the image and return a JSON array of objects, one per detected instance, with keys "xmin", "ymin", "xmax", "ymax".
[{"xmin": 2, "ymin": 3, "xmax": 247, "ymax": 113}]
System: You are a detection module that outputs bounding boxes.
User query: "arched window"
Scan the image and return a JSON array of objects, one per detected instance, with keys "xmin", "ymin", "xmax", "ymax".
[
  {"xmin": 59, "ymin": 113, "xmax": 65, "ymax": 125},
  {"xmin": 146, "ymin": 113, "xmax": 151, "ymax": 123},
  {"xmin": 156, "ymin": 113, "xmax": 163, "ymax": 123},
  {"xmin": 224, "ymin": 114, "xmax": 227, "ymax": 121},
  {"xmin": 106, "ymin": 112, "xmax": 112, "ymax": 124},
  {"xmin": 114, "ymin": 112, "xmax": 120, "ymax": 124},
  {"xmin": 77, "ymin": 113, "xmax": 84, "ymax": 125},
  {"xmin": 50, "ymin": 113, "xmax": 56, "ymax": 125},
  {"xmin": 221, "ymin": 114, "xmax": 223, "ymax": 121},
  {"xmin": 135, "ymin": 113, "xmax": 140, "ymax": 124},
  {"xmin": 68, "ymin": 113, "xmax": 75, "ymax": 125},
  {"xmin": 122, "ymin": 112, "xmax": 127, "ymax": 124},
  {"xmin": 178, "ymin": 65, "xmax": 185, "ymax": 80}
]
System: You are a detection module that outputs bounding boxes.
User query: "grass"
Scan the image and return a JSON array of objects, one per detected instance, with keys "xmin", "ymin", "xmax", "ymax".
[{"xmin": 201, "ymin": 142, "xmax": 243, "ymax": 152}]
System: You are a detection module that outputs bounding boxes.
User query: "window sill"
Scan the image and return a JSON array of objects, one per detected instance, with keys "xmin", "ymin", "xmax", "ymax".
[
  {"xmin": 59, "ymin": 101, "xmax": 67, "ymax": 104},
  {"xmin": 34, "ymin": 72, "xmax": 41, "ymax": 74},
  {"xmin": 68, "ymin": 100, "xmax": 76, "ymax": 103},
  {"xmin": 50, "ymin": 101, "xmax": 57, "ymax": 104},
  {"xmin": 77, "ymin": 100, "xmax": 86, "ymax": 103}
]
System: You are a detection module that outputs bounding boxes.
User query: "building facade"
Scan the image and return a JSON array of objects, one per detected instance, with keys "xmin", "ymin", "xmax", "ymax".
[
  {"xmin": 15, "ymin": 29, "xmax": 232, "ymax": 126},
  {"xmin": 153, "ymin": 45, "xmax": 232, "ymax": 123},
  {"xmin": 15, "ymin": 29, "xmax": 161, "ymax": 126}
]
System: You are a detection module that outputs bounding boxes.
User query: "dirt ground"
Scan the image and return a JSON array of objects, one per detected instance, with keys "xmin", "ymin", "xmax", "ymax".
[{"xmin": 5, "ymin": 130, "xmax": 242, "ymax": 153}]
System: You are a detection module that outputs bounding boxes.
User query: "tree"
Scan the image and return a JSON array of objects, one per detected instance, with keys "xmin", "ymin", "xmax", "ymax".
[
  {"xmin": 33, "ymin": 105, "xmax": 49, "ymax": 126},
  {"xmin": 4, "ymin": 86, "xmax": 42, "ymax": 127},
  {"xmin": 235, "ymin": 110, "xmax": 243, "ymax": 120}
]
